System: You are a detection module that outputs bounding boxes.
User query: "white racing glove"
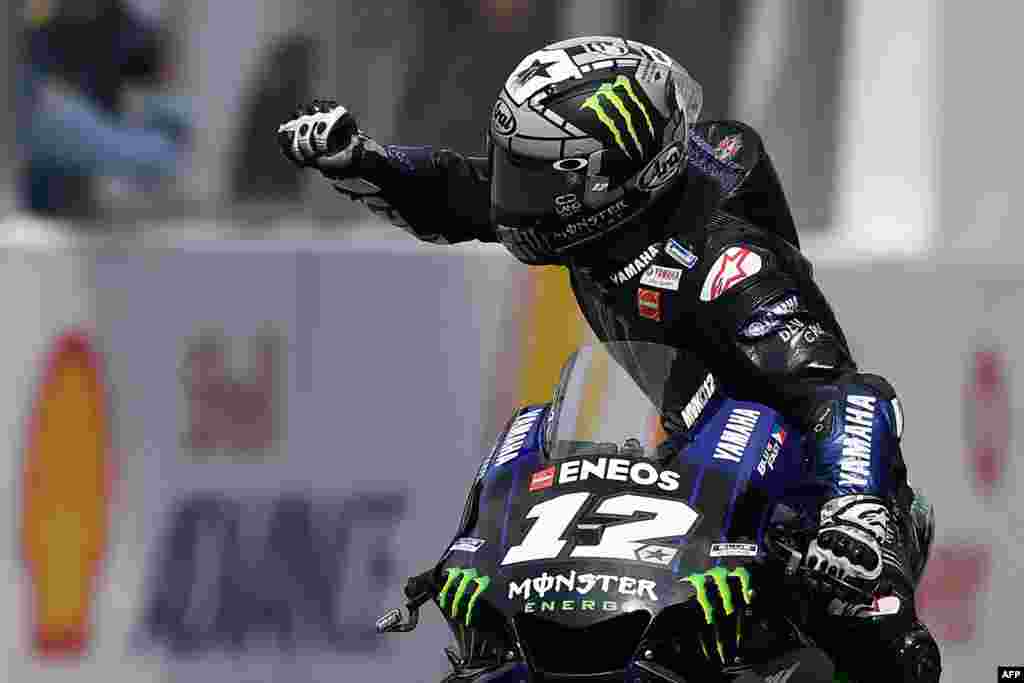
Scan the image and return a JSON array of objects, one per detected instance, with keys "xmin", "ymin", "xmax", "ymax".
[
  {"xmin": 277, "ymin": 100, "xmax": 416, "ymax": 230},
  {"xmin": 804, "ymin": 494, "xmax": 891, "ymax": 614},
  {"xmin": 277, "ymin": 100, "xmax": 361, "ymax": 176}
]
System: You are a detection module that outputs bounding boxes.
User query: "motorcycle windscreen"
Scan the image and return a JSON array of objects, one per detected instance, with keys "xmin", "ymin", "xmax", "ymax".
[{"xmin": 545, "ymin": 341, "xmax": 705, "ymax": 458}]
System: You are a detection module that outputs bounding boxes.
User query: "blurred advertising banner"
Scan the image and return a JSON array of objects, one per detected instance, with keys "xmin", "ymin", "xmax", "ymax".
[
  {"xmin": 90, "ymin": 246, "xmax": 499, "ymax": 682},
  {"xmin": 7, "ymin": 240, "xmax": 1024, "ymax": 683}
]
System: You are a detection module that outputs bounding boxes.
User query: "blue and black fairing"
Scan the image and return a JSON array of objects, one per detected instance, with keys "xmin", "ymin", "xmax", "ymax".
[{"xmin": 428, "ymin": 342, "xmax": 830, "ymax": 679}]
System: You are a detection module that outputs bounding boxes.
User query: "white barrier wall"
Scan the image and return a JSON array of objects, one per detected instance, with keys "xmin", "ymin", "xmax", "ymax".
[{"xmin": 2, "ymin": 240, "xmax": 1021, "ymax": 682}]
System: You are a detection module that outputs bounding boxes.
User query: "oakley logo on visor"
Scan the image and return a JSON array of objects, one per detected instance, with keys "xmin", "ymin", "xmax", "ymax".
[{"xmin": 553, "ymin": 158, "xmax": 589, "ymax": 172}]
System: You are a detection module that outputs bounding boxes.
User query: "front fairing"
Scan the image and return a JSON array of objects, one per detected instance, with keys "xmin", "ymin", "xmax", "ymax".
[
  {"xmin": 437, "ymin": 343, "xmax": 809, "ymax": 679},
  {"xmin": 454, "ymin": 431, "xmax": 758, "ymax": 626}
]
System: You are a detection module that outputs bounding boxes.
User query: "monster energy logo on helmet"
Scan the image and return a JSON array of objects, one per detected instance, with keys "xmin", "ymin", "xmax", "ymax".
[
  {"xmin": 439, "ymin": 567, "xmax": 491, "ymax": 626},
  {"xmin": 580, "ymin": 75, "xmax": 656, "ymax": 159}
]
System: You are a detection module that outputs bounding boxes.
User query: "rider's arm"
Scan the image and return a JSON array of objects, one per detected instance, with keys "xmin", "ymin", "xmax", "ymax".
[
  {"xmin": 336, "ymin": 145, "xmax": 498, "ymax": 245},
  {"xmin": 277, "ymin": 101, "xmax": 497, "ymax": 245}
]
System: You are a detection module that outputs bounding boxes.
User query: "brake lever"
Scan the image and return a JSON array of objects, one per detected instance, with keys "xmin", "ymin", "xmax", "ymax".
[{"xmin": 376, "ymin": 569, "xmax": 437, "ymax": 634}]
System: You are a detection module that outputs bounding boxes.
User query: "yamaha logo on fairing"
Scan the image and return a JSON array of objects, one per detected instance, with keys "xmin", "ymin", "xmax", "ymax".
[
  {"xmin": 492, "ymin": 100, "xmax": 517, "ymax": 136},
  {"xmin": 494, "ymin": 407, "xmax": 544, "ymax": 466},
  {"xmin": 712, "ymin": 408, "xmax": 761, "ymax": 463},
  {"xmin": 636, "ymin": 143, "xmax": 684, "ymax": 192}
]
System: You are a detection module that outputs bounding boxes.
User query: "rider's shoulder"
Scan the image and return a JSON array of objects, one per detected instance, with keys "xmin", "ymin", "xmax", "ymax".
[{"xmin": 689, "ymin": 120, "xmax": 764, "ymax": 174}]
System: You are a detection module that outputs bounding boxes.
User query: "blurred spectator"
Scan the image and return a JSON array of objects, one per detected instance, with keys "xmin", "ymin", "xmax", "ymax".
[
  {"xmin": 18, "ymin": 0, "xmax": 191, "ymax": 217},
  {"xmin": 230, "ymin": 35, "xmax": 317, "ymax": 203},
  {"xmin": 396, "ymin": 1, "xmax": 559, "ymax": 152}
]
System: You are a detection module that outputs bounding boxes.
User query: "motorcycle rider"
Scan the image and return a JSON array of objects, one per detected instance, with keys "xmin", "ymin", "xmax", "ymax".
[{"xmin": 277, "ymin": 36, "xmax": 941, "ymax": 682}]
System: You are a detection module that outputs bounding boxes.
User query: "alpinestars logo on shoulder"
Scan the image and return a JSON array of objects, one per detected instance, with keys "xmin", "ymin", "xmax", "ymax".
[{"xmin": 580, "ymin": 76, "xmax": 655, "ymax": 159}]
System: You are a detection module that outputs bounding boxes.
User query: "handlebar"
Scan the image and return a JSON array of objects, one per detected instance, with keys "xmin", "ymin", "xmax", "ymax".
[{"xmin": 376, "ymin": 569, "xmax": 437, "ymax": 634}]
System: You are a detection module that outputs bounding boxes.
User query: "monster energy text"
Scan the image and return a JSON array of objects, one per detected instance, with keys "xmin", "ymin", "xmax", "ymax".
[
  {"xmin": 580, "ymin": 75, "xmax": 655, "ymax": 159},
  {"xmin": 439, "ymin": 567, "xmax": 491, "ymax": 627},
  {"xmin": 508, "ymin": 570, "xmax": 658, "ymax": 601}
]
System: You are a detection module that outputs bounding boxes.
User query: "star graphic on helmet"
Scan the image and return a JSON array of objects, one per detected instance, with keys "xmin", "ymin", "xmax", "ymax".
[{"xmin": 514, "ymin": 59, "xmax": 558, "ymax": 87}]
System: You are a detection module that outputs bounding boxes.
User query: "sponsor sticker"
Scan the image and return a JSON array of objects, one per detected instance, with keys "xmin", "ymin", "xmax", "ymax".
[
  {"xmin": 439, "ymin": 567, "xmax": 491, "ymax": 626},
  {"xmin": 757, "ymin": 439, "xmax": 781, "ymax": 476},
  {"xmin": 771, "ymin": 424, "xmax": 787, "ymax": 445},
  {"xmin": 581, "ymin": 74, "xmax": 656, "ymax": 159},
  {"xmin": 700, "ymin": 246, "xmax": 763, "ymax": 302},
  {"xmin": 449, "ymin": 537, "xmax": 486, "ymax": 554},
  {"xmin": 508, "ymin": 570, "xmax": 658, "ymax": 602},
  {"xmin": 713, "ymin": 408, "xmax": 761, "ymax": 463},
  {"xmin": 837, "ymin": 395, "xmax": 878, "ymax": 489},
  {"xmin": 680, "ymin": 373, "xmax": 716, "ymax": 429},
  {"xmin": 740, "ymin": 294, "xmax": 800, "ymax": 338},
  {"xmin": 557, "ymin": 199, "xmax": 632, "ymax": 244},
  {"xmin": 494, "ymin": 407, "xmax": 544, "ymax": 467},
  {"xmin": 554, "ymin": 193, "xmax": 583, "ymax": 218},
  {"xmin": 538, "ymin": 457, "xmax": 681, "ymax": 492},
  {"xmin": 638, "ymin": 287, "xmax": 662, "ymax": 321},
  {"xmin": 709, "ymin": 543, "xmax": 759, "ymax": 558},
  {"xmin": 529, "ymin": 465, "xmax": 556, "ymax": 492},
  {"xmin": 491, "ymin": 99, "xmax": 516, "ymax": 136},
  {"xmin": 609, "ymin": 244, "xmax": 660, "ymax": 286},
  {"xmin": 636, "ymin": 143, "xmax": 685, "ymax": 191},
  {"xmin": 639, "ymin": 265, "xmax": 682, "ymax": 291},
  {"xmin": 665, "ymin": 238, "xmax": 698, "ymax": 269},
  {"xmin": 583, "ymin": 39, "xmax": 631, "ymax": 57},
  {"xmin": 714, "ymin": 133, "xmax": 743, "ymax": 162}
]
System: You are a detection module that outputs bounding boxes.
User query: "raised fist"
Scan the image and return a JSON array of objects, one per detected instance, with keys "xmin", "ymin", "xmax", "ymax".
[{"xmin": 277, "ymin": 100, "xmax": 360, "ymax": 177}]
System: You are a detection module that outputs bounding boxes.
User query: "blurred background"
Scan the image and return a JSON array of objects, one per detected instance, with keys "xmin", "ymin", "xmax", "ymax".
[{"xmin": 2, "ymin": 1, "xmax": 1022, "ymax": 681}]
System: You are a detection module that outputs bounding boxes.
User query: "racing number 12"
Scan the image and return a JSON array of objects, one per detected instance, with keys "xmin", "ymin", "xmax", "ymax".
[{"xmin": 500, "ymin": 492, "xmax": 699, "ymax": 565}]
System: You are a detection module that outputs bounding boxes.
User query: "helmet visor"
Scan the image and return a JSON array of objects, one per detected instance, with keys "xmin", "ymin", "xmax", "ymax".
[{"xmin": 491, "ymin": 144, "xmax": 591, "ymax": 228}]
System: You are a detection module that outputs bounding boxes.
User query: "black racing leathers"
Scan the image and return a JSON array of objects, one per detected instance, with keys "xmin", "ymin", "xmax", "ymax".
[{"xmin": 332, "ymin": 120, "xmax": 938, "ymax": 682}]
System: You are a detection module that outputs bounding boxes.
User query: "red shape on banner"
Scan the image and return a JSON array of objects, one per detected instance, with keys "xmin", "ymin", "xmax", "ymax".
[
  {"xmin": 964, "ymin": 349, "xmax": 1010, "ymax": 496},
  {"xmin": 915, "ymin": 544, "xmax": 991, "ymax": 644},
  {"xmin": 21, "ymin": 331, "xmax": 113, "ymax": 659}
]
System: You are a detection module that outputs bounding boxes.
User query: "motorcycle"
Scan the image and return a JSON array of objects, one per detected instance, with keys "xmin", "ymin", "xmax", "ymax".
[{"xmin": 379, "ymin": 342, "xmax": 874, "ymax": 682}]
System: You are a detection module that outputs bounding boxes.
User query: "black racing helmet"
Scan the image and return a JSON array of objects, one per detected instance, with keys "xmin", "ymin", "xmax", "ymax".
[{"xmin": 489, "ymin": 36, "xmax": 703, "ymax": 265}]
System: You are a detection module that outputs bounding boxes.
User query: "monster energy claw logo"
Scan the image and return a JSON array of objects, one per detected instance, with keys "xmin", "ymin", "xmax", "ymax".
[
  {"xmin": 580, "ymin": 75, "xmax": 655, "ymax": 159},
  {"xmin": 683, "ymin": 567, "xmax": 754, "ymax": 663},
  {"xmin": 439, "ymin": 567, "xmax": 491, "ymax": 626}
]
